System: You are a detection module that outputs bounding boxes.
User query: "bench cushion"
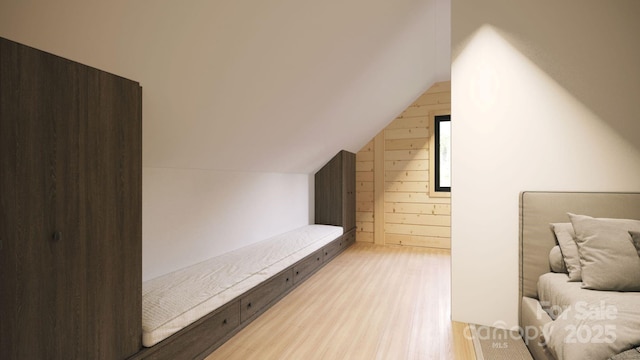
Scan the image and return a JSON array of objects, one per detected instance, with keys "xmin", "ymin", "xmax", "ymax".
[{"xmin": 142, "ymin": 225, "xmax": 343, "ymax": 347}]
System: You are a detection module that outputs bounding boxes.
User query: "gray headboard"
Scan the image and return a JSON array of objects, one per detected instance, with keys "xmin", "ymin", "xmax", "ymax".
[{"xmin": 519, "ymin": 191, "xmax": 640, "ymax": 300}]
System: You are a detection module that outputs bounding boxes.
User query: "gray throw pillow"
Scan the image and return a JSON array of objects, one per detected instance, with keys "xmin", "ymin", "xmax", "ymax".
[
  {"xmin": 551, "ymin": 223, "xmax": 581, "ymax": 281},
  {"xmin": 568, "ymin": 213, "xmax": 640, "ymax": 291},
  {"xmin": 549, "ymin": 245, "xmax": 568, "ymax": 273}
]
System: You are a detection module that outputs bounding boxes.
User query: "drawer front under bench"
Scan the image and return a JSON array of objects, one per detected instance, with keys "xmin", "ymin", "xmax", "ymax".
[
  {"xmin": 323, "ymin": 229, "xmax": 356, "ymax": 261},
  {"xmin": 241, "ymin": 268, "xmax": 294, "ymax": 323},
  {"xmin": 293, "ymin": 249, "xmax": 324, "ymax": 284},
  {"xmin": 140, "ymin": 300, "xmax": 240, "ymax": 360},
  {"xmin": 343, "ymin": 229, "xmax": 356, "ymax": 247},
  {"xmin": 323, "ymin": 235, "xmax": 345, "ymax": 261}
]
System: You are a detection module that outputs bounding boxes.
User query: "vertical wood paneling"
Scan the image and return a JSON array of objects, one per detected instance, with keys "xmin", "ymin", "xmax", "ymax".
[
  {"xmin": 355, "ymin": 81, "xmax": 451, "ymax": 249},
  {"xmin": 355, "ymin": 140, "xmax": 374, "ymax": 243},
  {"xmin": 373, "ymin": 133, "xmax": 385, "ymax": 245},
  {"xmin": 342, "ymin": 151, "xmax": 356, "ymax": 231}
]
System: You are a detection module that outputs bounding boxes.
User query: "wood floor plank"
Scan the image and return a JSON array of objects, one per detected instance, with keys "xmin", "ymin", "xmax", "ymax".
[{"xmin": 206, "ymin": 243, "xmax": 476, "ymax": 360}]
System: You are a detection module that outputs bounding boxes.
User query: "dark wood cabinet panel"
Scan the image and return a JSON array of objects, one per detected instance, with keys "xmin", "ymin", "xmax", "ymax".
[
  {"xmin": 315, "ymin": 150, "xmax": 356, "ymax": 232},
  {"xmin": 0, "ymin": 37, "xmax": 141, "ymax": 360},
  {"xmin": 315, "ymin": 152, "xmax": 342, "ymax": 227},
  {"xmin": 83, "ymin": 67, "xmax": 142, "ymax": 359},
  {"xmin": 48, "ymin": 50, "xmax": 88, "ymax": 360},
  {"xmin": 0, "ymin": 38, "xmax": 88, "ymax": 359}
]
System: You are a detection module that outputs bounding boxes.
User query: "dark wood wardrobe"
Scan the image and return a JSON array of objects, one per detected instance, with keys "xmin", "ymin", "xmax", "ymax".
[
  {"xmin": 314, "ymin": 150, "xmax": 356, "ymax": 232},
  {"xmin": 0, "ymin": 37, "xmax": 142, "ymax": 359}
]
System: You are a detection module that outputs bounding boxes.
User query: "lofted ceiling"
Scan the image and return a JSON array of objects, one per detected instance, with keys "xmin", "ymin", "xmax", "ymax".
[{"xmin": 0, "ymin": 0, "xmax": 450, "ymax": 173}]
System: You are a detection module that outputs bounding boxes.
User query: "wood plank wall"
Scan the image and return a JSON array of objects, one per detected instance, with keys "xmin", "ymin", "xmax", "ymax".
[{"xmin": 355, "ymin": 81, "xmax": 451, "ymax": 249}]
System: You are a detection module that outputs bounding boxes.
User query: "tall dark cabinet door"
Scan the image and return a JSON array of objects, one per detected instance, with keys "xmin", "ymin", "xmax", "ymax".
[
  {"xmin": 83, "ymin": 67, "xmax": 142, "ymax": 359},
  {"xmin": 314, "ymin": 150, "xmax": 356, "ymax": 232},
  {"xmin": 315, "ymin": 151, "xmax": 343, "ymax": 227},
  {"xmin": 80, "ymin": 69, "xmax": 142, "ymax": 359},
  {"xmin": 0, "ymin": 37, "xmax": 88, "ymax": 359},
  {"xmin": 0, "ymin": 37, "xmax": 141, "ymax": 360}
]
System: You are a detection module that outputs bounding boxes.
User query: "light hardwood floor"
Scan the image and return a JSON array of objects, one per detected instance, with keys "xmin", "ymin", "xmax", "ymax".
[{"xmin": 206, "ymin": 243, "xmax": 476, "ymax": 360}]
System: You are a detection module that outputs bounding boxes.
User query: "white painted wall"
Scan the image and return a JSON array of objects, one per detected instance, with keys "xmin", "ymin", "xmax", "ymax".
[
  {"xmin": 451, "ymin": 0, "xmax": 640, "ymax": 329},
  {"xmin": 143, "ymin": 168, "xmax": 311, "ymax": 281}
]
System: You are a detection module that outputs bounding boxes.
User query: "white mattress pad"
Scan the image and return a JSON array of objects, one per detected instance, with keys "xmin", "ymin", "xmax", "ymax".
[{"xmin": 142, "ymin": 224, "xmax": 343, "ymax": 347}]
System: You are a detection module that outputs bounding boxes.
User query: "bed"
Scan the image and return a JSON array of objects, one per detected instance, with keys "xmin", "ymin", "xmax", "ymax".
[{"xmin": 519, "ymin": 192, "xmax": 640, "ymax": 360}]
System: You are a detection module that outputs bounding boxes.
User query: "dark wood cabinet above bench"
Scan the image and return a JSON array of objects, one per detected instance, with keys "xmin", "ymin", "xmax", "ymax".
[
  {"xmin": 315, "ymin": 150, "xmax": 356, "ymax": 233},
  {"xmin": 0, "ymin": 37, "xmax": 142, "ymax": 360}
]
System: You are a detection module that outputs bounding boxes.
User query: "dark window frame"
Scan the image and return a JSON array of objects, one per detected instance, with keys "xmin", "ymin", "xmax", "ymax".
[{"xmin": 434, "ymin": 114, "xmax": 451, "ymax": 192}]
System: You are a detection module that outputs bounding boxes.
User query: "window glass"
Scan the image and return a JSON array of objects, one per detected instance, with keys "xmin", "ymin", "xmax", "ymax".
[{"xmin": 435, "ymin": 115, "xmax": 451, "ymax": 192}]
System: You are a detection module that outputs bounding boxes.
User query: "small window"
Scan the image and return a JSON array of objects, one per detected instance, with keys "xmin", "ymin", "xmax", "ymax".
[
  {"xmin": 429, "ymin": 111, "xmax": 451, "ymax": 198},
  {"xmin": 434, "ymin": 114, "xmax": 451, "ymax": 192}
]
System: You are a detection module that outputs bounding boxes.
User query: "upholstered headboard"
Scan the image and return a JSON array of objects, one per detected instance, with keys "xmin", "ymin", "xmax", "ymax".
[{"xmin": 519, "ymin": 191, "xmax": 640, "ymax": 301}]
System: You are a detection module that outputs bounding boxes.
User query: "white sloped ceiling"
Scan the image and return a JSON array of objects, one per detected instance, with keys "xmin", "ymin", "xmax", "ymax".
[{"xmin": 0, "ymin": 0, "xmax": 450, "ymax": 173}]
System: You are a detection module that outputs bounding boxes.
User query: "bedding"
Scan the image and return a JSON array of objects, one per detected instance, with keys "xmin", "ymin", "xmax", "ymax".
[
  {"xmin": 568, "ymin": 214, "xmax": 640, "ymax": 291},
  {"xmin": 519, "ymin": 192, "xmax": 640, "ymax": 360},
  {"xmin": 609, "ymin": 347, "xmax": 640, "ymax": 360},
  {"xmin": 142, "ymin": 224, "xmax": 343, "ymax": 347},
  {"xmin": 537, "ymin": 273, "xmax": 640, "ymax": 360}
]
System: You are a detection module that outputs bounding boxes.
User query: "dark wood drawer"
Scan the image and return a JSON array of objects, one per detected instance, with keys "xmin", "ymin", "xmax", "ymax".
[
  {"xmin": 344, "ymin": 229, "xmax": 356, "ymax": 247},
  {"xmin": 142, "ymin": 300, "xmax": 240, "ymax": 360},
  {"xmin": 323, "ymin": 236, "xmax": 345, "ymax": 261},
  {"xmin": 293, "ymin": 249, "xmax": 324, "ymax": 284},
  {"xmin": 241, "ymin": 269, "xmax": 294, "ymax": 322}
]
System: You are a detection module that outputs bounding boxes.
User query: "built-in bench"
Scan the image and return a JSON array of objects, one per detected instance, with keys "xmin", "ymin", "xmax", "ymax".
[
  {"xmin": 129, "ymin": 150, "xmax": 356, "ymax": 360},
  {"xmin": 131, "ymin": 224, "xmax": 355, "ymax": 360}
]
